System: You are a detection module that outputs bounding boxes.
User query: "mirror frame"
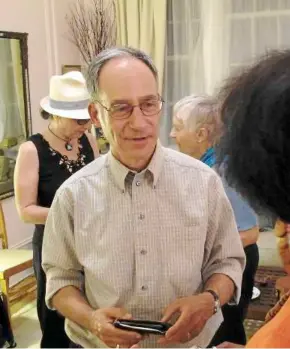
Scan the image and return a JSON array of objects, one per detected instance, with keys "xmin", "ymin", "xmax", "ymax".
[{"xmin": 0, "ymin": 30, "xmax": 32, "ymax": 200}]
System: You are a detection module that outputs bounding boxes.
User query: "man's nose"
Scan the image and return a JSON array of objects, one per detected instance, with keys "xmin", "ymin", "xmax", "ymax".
[{"xmin": 129, "ymin": 106, "xmax": 147, "ymax": 129}]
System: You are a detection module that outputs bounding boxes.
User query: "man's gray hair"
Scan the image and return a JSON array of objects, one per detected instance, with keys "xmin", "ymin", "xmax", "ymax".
[
  {"xmin": 174, "ymin": 94, "xmax": 221, "ymax": 143},
  {"xmin": 85, "ymin": 46, "xmax": 158, "ymax": 100}
]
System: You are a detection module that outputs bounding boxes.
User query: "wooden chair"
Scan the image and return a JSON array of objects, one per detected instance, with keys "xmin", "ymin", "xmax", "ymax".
[{"xmin": 0, "ymin": 200, "xmax": 33, "ymax": 323}]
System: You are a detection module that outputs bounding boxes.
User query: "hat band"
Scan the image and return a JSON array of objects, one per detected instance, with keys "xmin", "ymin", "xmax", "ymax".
[{"xmin": 49, "ymin": 98, "xmax": 89, "ymax": 110}]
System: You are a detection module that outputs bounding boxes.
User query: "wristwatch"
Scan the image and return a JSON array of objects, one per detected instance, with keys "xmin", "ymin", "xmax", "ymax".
[{"xmin": 204, "ymin": 289, "xmax": 221, "ymax": 314}]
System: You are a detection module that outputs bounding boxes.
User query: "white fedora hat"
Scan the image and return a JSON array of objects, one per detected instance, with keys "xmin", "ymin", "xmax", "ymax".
[{"xmin": 40, "ymin": 71, "xmax": 90, "ymax": 119}]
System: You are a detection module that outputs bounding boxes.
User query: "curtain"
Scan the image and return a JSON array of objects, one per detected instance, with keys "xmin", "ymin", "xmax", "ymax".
[
  {"xmin": 116, "ymin": 0, "xmax": 167, "ymax": 92},
  {"xmin": 199, "ymin": 0, "xmax": 231, "ymax": 95}
]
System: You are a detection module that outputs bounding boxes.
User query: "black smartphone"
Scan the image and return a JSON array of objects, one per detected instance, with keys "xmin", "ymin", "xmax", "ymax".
[{"xmin": 113, "ymin": 319, "xmax": 172, "ymax": 335}]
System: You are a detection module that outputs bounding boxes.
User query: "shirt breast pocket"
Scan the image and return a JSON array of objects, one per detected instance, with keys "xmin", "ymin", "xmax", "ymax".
[{"xmin": 158, "ymin": 225, "xmax": 206, "ymax": 296}]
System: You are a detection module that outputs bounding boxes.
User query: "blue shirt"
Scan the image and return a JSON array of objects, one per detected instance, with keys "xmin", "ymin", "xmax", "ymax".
[
  {"xmin": 221, "ymin": 178, "xmax": 258, "ymax": 231},
  {"xmin": 200, "ymin": 148, "xmax": 258, "ymax": 231}
]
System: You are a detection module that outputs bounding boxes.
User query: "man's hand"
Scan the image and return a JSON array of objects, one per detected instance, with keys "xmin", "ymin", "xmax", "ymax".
[
  {"xmin": 89, "ymin": 307, "xmax": 142, "ymax": 348},
  {"xmin": 158, "ymin": 293, "xmax": 214, "ymax": 345}
]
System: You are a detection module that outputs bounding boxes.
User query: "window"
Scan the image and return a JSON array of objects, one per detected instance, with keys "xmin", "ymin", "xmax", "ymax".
[
  {"xmin": 162, "ymin": 0, "xmax": 290, "ymax": 147},
  {"xmin": 229, "ymin": 0, "xmax": 290, "ymax": 73},
  {"xmin": 163, "ymin": 0, "xmax": 290, "ymax": 228}
]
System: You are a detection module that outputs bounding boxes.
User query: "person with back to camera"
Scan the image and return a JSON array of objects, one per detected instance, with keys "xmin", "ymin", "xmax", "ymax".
[
  {"xmin": 14, "ymin": 71, "xmax": 99, "ymax": 348},
  {"xmin": 213, "ymin": 49, "xmax": 290, "ymax": 348}
]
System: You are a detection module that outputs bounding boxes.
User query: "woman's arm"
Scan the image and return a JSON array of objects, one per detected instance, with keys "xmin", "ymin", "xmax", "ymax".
[
  {"xmin": 86, "ymin": 132, "xmax": 99, "ymax": 159},
  {"xmin": 14, "ymin": 141, "xmax": 49, "ymax": 224},
  {"xmin": 240, "ymin": 226, "xmax": 259, "ymax": 247}
]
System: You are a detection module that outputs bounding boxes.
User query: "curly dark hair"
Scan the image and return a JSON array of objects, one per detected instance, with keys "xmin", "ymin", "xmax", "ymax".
[{"xmin": 216, "ymin": 49, "xmax": 290, "ymax": 222}]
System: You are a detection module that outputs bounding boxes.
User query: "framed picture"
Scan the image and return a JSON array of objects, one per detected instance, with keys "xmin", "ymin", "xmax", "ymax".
[{"xmin": 62, "ymin": 64, "xmax": 82, "ymax": 74}]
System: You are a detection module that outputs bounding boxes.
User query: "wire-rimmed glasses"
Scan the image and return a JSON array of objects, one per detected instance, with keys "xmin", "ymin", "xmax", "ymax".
[{"xmin": 95, "ymin": 95, "xmax": 164, "ymax": 119}]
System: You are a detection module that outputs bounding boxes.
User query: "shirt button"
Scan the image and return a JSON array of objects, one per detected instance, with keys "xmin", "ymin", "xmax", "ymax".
[
  {"xmin": 136, "ymin": 181, "xmax": 141, "ymax": 186},
  {"xmin": 140, "ymin": 249, "xmax": 147, "ymax": 255},
  {"xmin": 139, "ymin": 213, "xmax": 145, "ymax": 220},
  {"xmin": 141, "ymin": 285, "xmax": 148, "ymax": 291}
]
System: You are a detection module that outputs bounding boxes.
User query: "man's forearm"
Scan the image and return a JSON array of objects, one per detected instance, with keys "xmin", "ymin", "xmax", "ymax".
[
  {"xmin": 52, "ymin": 286, "xmax": 95, "ymax": 331},
  {"xmin": 204, "ymin": 273, "xmax": 235, "ymax": 306}
]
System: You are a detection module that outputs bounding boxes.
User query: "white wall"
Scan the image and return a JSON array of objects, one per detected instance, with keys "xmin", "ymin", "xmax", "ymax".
[{"xmin": 1, "ymin": 0, "xmax": 81, "ymax": 249}]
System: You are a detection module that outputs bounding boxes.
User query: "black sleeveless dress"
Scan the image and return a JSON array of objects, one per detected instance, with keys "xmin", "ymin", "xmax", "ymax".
[{"xmin": 29, "ymin": 133, "xmax": 94, "ymax": 348}]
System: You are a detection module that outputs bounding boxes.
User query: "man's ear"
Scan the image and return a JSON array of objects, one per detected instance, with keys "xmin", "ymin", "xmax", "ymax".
[{"xmin": 88, "ymin": 103, "xmax": 101, "ymax": 127}]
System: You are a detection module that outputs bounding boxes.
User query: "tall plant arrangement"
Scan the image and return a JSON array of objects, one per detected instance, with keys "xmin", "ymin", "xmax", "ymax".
[{"xmin": 66, "ymin": 0, "xmax": 117, "ymax": 66}]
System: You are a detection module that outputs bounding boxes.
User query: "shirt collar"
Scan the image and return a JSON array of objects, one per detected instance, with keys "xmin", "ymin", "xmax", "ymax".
[
  {"xmin": 200, "ymin": 147, "xmax": 216, "ymax": 168},
  {"xmin": 107, "ymin": 140, "xmax": 164, "ymax": 192}
]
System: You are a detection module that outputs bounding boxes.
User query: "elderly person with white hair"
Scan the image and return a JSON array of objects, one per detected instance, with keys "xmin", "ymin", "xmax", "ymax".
[{"xmin": 170, "ymin": 95, "xmax": 259, "ymax": 346}]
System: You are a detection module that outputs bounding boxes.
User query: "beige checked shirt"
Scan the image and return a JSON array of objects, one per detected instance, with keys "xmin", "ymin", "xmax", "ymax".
[{"xmin": 42, "ymin": 142, "xmax": 245, "ymax": 348}]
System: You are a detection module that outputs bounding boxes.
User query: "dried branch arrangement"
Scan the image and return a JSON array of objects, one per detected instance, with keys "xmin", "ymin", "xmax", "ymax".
[{"xmin": 66, "ymin": 0, "xmax": 117, "ymax": 65}]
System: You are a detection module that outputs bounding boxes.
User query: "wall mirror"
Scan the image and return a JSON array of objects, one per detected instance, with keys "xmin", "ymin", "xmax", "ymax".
[{"xmin": 0, "ymin": 31, "xmax": 32, "ymax": 200}]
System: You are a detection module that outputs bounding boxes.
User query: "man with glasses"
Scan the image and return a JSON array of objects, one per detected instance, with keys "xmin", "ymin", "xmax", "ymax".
[{"xmin": 42, "ymin": 47, "xmax": 245, "ymax": 348}]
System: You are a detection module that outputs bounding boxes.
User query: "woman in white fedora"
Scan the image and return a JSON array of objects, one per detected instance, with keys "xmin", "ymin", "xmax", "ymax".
[{"xmin": 14, "ymin": 71, "xmax": 99, "ymax": 348}]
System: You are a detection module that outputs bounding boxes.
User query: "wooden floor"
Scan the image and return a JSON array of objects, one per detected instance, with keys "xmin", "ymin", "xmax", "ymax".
[
  {"xmin": 12, "ymin": 299, "xmax": 40, "ymax": 348},
  {"xmin": 10, "ymin": 278, "xmax": 41, "ymax": 348}
]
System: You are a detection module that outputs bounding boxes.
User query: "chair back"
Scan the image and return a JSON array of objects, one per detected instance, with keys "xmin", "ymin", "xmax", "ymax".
[{"xmin": 0, "ymin": 201, "xmax": 8, "ymax": 249}]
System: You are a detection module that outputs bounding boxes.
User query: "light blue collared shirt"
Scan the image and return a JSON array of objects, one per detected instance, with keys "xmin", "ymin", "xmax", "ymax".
[
  {"xmin": 200, "ymin": 148, "xmax": 258, "ymax": 231},
  {"xmin": 221, "ymin": 178, "xmax": 258, "ymax": 231}
]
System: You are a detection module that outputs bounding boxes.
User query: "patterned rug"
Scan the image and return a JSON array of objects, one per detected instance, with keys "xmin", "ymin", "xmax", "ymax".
[
  {"xmin": 247, "ymin": 266, "xmax": 286, "ymax": 320},
  {"xmin": 244, "ymin": 319, "xmax": 264, "ymax": 340}
]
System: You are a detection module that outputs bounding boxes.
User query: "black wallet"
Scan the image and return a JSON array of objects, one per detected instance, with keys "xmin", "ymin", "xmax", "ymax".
[{"xmin": 113, "ymin": 319, "xmax": 172, "ymax": 335}]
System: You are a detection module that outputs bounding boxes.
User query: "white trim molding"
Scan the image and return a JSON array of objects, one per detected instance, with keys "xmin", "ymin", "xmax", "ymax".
[{"xmin": 10, "ymin": 236, "xmax": 33, "ymax": 250}]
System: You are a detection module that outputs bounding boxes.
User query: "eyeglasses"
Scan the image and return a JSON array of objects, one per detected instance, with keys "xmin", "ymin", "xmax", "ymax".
[
  {"xmin": 96, "ymin": 96, "xmax": 164, "ymax": 120},
  {"xmin": 76, "ymin": 119, "xmax": 91, "ymax": 125}
]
